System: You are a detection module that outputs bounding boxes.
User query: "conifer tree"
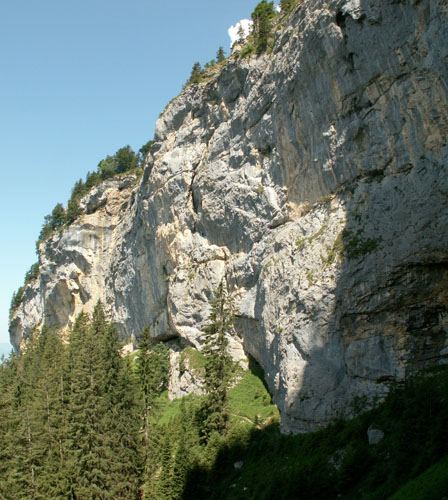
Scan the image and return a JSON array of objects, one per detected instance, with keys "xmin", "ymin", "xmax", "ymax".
[
  {"xmin": 198, "ymin": 281, "xmax": 234, "ymax": 441},
  {"xmin": 237, "ymin": 23, "xmax": 246, "ymax": 44},
  {"xmin": 65, "ymin": 312, "xmax": 101, "ymax": 497},
  {"xmin": 1, "ymin": 333, "xmax": 48, "ymax": 499},
  {"xmin": 66, "ymin": 304, "xmax": 141, "ymax": 499},
  {"xmin": 189, "ymin": 62, "xmax": 203, "ymax": 84},
  {"xmin": 251, "ymin": 0, "xmax": 275, "ymax": 52},
  {"xmin": 137, "ymin": 328, "xmax": 169, "ymax": 436},
  {"xmin": 280, "ymin": 0, "xmax": 296, "ymax": 13},
  {"xmin": 64, "ymin": 197, "xmax": 81, "ymax": 225},
  {"xmin": 0, "ymin": 352, "xmax": 31, "ymax": 499},
  {"xmin": 216, "ymin": 46, "xmax": 226, "ymax": 63},
  {"xmin": 27, "ymin": 326, "xmax": 70, "ymax": 498},
  {"xmin": 138, "ymin": 139, "xmax": 154, "ymax": 166}
]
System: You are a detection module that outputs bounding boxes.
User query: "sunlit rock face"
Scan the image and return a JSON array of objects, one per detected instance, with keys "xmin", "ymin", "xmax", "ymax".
[{"xmin": 11, "ymin": 0, "xmax": 448, "ymax": 433}]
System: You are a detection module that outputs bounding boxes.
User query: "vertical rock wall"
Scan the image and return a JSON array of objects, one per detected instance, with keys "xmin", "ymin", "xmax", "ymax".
[{"xmin": 10, "ymin": 0, "xmax": 448, "ymax": 432}]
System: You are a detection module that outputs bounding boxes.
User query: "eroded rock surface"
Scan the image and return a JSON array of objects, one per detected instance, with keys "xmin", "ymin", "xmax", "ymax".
[{"xmin": 10, "ymin": 0, "xmax": 448, "ymax": 432}]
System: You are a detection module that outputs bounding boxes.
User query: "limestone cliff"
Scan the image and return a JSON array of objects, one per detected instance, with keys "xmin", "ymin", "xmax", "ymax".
[{"xmin": 10, "ymin": 0, "xmax": 448, "ymax": 433}]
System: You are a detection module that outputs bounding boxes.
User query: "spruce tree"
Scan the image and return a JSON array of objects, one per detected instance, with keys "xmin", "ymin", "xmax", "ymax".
[
  {"xmin": 1, "ymin": 334, "xmax": 46, "ymax": 499},
  {"xmin": 251, "ymin": 0, "xmax": 275, "ymax": 53},
  {"xmin": 198, "ymin": 281, "xmax": 234, "ymax": 441},
  {"xmin": 0, "ymin": 353, "xmax": 30, "ymax": 498},
  {"xmin": 94, "ymin": 304, "xmax": 141, "ymax": 499},
  {"xmin": 65, "ymin": 312, "xmax": 102, "ymax": 498},
  {"xmin": 66, "ymin": 304, "xmax": 141, "ymax": 499},
  {"xmin": 64, "ymin": 197, "xmax": 81, "ymax": 225},
  {"xmin": 280, "ymin": 0, "xmax": 296, "ymax": 13},
  {"xmin": 216, "ymin": 46, "xmax": 226, "ymax": 63},
  {"xmin": 189, "ymin": 62, "xmax": 203, "ymax": 84},
  {"xmin": 237, "ymin": 23, "xmax": 246, "ymax": 44},
  {"xmin": 137, "ymin": 328, "xmax": 169, "ymax": 438},
  {"xmin": 28, "ymin": 326, "xmax": 70, "ymax": 498}
]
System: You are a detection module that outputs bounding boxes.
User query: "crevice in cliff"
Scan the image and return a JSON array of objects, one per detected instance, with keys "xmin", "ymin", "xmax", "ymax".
[{"xmin": 187, "ymin": 167, "xmax": 200, "ymax": 216}]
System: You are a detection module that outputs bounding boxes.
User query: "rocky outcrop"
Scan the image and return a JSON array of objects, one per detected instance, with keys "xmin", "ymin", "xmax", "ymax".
[
  {"xmin": 9, "ymin": 175, "xmax": 139, "ymax": 348},
  {"xmin": 168, "ymin": 348, "xmax": 205, "ymax": 400},
  {"xmin": 10, "ymin": 0, "xmax": 448, "ymax": 432}
]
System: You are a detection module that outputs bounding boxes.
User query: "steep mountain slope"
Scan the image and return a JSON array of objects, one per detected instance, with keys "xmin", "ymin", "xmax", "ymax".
[{"xmin": 10, "ymin": 0, "xmax": 448, "ymax": 433}]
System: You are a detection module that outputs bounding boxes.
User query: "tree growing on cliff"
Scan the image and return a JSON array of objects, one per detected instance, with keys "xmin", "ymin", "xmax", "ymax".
[
  {"xmin": 138, "ymin": 139, "xmax": 154, "ymax": 166},
  {"xmin": 114, "ymin": 145, "xmax": 139, "ymax": 174},
  {"xmin": 237, "ymin": 23, "xmax": 247, "ymax": 44},
  {"xmin": 280, "ymin": 0, "xmax": 296, "ymax": 13},
  {"xmin": 38, "ymin": 203, "xmax": 66, "ymax": 241},
  {"xmin": 136, "ymin": 327, "xmax": 169, "ymax": 444},
  {"xmin": 188, "ymin": 62, "xmax": 203, "ymax": 84},
  {"xmin": 216, "ymin": 46, "xmax": 226, "ymax": 63},
  {"xmin": 197, "ymin": 281, "xmax": 234, "ymax": 442},
  {"xmin": 251, "ymin": 0, "xmax": 275, "ymax": 53}
]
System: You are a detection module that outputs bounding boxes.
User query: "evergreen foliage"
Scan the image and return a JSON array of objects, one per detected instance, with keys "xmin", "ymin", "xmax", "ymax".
[
  {"xmin": 38, "ymin": 203, "xmax": 65, "ymax": 241},
  {"xmin": 251, "ymin": 0, "xmax": 276, "ymax": 53},
  {"xmin": 237, "ymin": 23, "xmax": 246, "ymax": 44},
  {"xmin": 136, "ymin": 327, "xmax": 170, "ymax": 443},
  {"xmin": 9, "ymin": 262, "xmax": 40, "ymax": 317},
  {"xmin": 280, "ymin": 0, "xmax": 297, "ymax": 13},
  {"xmin": 65, "ymin": 303, "xmax": 141, "ymax": 499},
  {"xmin": 1, "ymin": 317, "xmax": 447, "ymax": 499},
  {"xmin": 1, "ymin": 305, "xmax": 142, "ymax": 499},
  {"xmin": 216, "ymin": 46, "xmax": 226, "ymax": 63},
  {"xmin": 138, "ymin": 139, "xmax": 154, "ymax": 165},
  {"xmin": 35, "ymin": 141, "xmax": 148, "ymax": 248},
  {"xmin": 198, "ymin": 281, "xmax": 234, "ymax": 441},
  {"xmin": 189, "ymin": 62, "xmax": 203, "ymax": 84}
]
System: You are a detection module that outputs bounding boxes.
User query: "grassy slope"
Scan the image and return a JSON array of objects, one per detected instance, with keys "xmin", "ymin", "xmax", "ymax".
[
  {"xmin": 155, "ymin": 355, "xmax": 280, "ymax": 427},
  {"xmin": 148, "ymin": 344, "xmax": 448, "ymax": 499},
  {"xmin": 387, "ymin": 455, "xmax": 448, "ymax": 500},
  {"xmin": 178, "ymin": 364, "xmax": 448, "ymax": 500}
]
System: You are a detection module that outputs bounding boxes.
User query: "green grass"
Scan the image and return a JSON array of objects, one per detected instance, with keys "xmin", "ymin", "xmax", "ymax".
[
  {"xmin": 155, "ymin": 392, "xmax": 202, "ymax": 425},
  {"xmin": 182, "ymin": 365, "xmax": 448, "ymax": 500},
  {"xmin": 386, "ymin": 455, "xmax": 448, "ymax": 500},
  {"xmin": 181, "ymin": 346, "xmax": 207, "ymax": 374},
  {"xmin": 154, "ymin": 356, "xmax": 278, "ymax": 429},
  {"xmin": 142, "ymin": 349, "xmax": 448, "ymax": 500},
  {"xmin": 227, "ymin": 361, "xmax": 279, "ymax": 425}
]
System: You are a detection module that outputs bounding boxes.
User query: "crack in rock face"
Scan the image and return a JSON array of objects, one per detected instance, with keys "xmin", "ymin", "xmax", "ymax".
[{"xmin": 10, "ymin": 0, "xmax": 448, "ymax": 433}]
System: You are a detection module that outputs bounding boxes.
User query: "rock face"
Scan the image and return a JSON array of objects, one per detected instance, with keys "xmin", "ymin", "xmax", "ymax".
[{"xmin": 10, "ymin": 0, "xmax": 448, "ymax": 433}]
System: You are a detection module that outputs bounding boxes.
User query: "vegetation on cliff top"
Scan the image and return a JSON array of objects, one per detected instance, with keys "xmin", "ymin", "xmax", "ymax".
[
  {"xmin": 9, "ymin": 262, "xmax": 40, "ymax": 319},
  {"xmin": 9, "ymin": 0, "xmax": 306, "ymax": 319},
  {"xmin": 37, "ymin": 141, "xmax": 153, "ymax": 246},
  {"xmin": 8, "ymin": 140, "xmax": 152, "ymax": 318},
  {"xmin": 185, "ymin": 0, "xmax": 305, "ymax": 85}
]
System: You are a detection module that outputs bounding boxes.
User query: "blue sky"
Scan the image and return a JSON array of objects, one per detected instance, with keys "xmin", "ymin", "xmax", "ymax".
[{"xmin": 0, "ymin": 0, "xmax": 261, "ymax": 349}]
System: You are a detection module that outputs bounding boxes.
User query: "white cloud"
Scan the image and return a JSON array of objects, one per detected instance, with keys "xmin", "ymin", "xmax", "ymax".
[{"xmin": 228, "ymin": 19, "xmax": 253, "ymax": 46}]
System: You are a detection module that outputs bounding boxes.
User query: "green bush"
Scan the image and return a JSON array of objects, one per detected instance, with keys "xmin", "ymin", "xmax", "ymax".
[
  {"xmin": 9, "ymin": 262, "xmax": 40, "ymax": 317},
  {"xmin": 251, "ymin": 0, "xmax": 276, "ymax": 53}
]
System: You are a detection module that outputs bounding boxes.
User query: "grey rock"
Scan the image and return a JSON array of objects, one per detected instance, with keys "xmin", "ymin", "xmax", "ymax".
[
  {"xmin": 168, "ymin": 349, "xmax": 205, "ymax": 400},
  {"xmin": 10, "ymin": 0, "xmax": 448, "ymax": 433},
  {"xmin": 368, "ymin": 427, "xmax": 385, "ymax": 445}
]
